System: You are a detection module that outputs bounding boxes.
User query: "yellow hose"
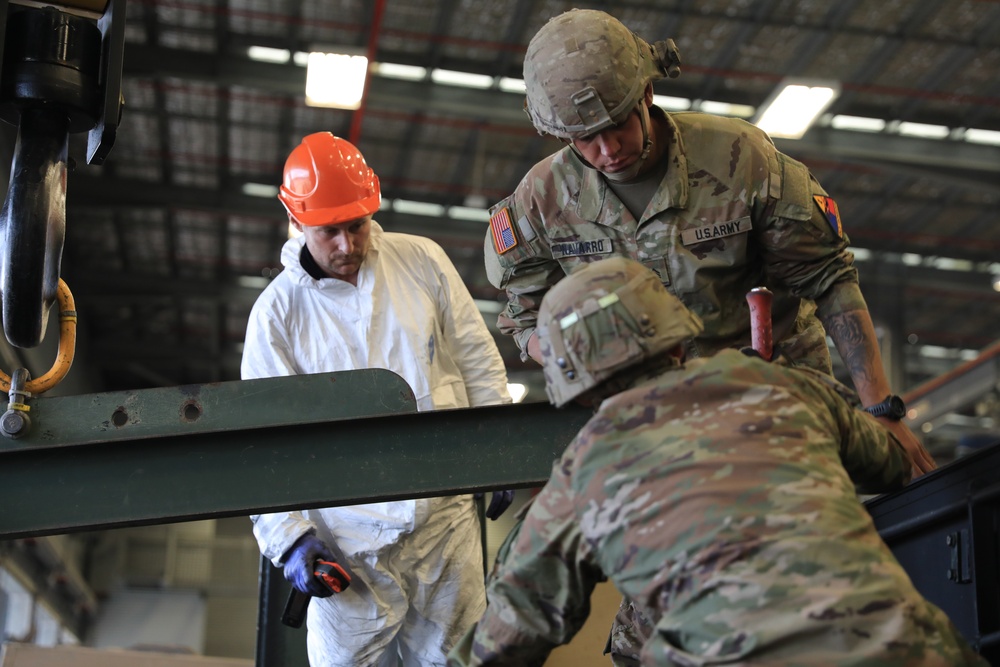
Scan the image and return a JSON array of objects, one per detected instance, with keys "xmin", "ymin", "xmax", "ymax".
[{"xmin": 0, "ymin": 278, "xmax": 77, "ymax": 394}]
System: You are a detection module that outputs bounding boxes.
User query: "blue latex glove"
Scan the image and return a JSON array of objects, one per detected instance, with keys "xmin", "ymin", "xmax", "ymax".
[
  {"xmin": 477, "ymin": 490, "xmax": 515, "ymax": 520},
  {"xmin": 282, "ymin": 533, "xmax": 336, "ymax": 597}
]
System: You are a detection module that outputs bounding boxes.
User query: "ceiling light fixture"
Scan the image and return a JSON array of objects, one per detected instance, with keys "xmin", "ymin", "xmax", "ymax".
[
  {"xmin": 393, "ymin": 199, "xmax": 446, "ymax": 216},
  {"xmin": 448, "ymin": 205, "xmax": 490, "ymax": 222},
  {"xmin": 754, "ymin": 79, "xmax": 839, "ymax": 139},
  {"xmin": 498, "ymin": 77, "xmax": 526, "ymax": 93},
  {"xmin": 849, "ymin": 247, "xmax": 872, "ymax": 261},
  {"xmin": 305, "ymin": 51, "xmax": 368, "ymax": 109},
  {"xmin": 830, "ymin": 115, "xmax": 885, "ymax": 132},
  {"xmin": 699, "ymin": 99, "xmax": 756, "ymax": 118},
  {"xmin": 964, "ymin": 128, "xmax": 1000, "ymax": 146},
  {"xmin": 248, "ymin": 46, "xmax": 291, "ymax": 64},
  {"xmin": 897, "ymin": 121, "xmax": 950, "ymax": 139},
  {"xmin": 430, "ymin": 68, "xmax": 493, "ymax": 89},
  {"xmin": 374, "ymin": 62, "xmax": 427, "ymax": 81},
  {"xmin": 242, "ymin": 182, "xmax": 279, "ymax": 198},
  {"xmin": 653, "ymin": 95, "xmax": 692, "ymax": 111}
]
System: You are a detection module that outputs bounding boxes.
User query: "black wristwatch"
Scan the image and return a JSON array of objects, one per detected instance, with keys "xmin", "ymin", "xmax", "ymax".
[{"xmin": 864, "ymin": 394, "xmax": 907, "ymax": 421}]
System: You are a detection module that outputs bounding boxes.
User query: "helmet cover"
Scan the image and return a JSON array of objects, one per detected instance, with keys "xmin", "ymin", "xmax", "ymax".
[
  {"xmin": 537, "ymin": 256, "xmax": 703, "ymax": 407},
  {"xmin": 523, "ymin": 9, "xmax": 681, "ymax": 139}
]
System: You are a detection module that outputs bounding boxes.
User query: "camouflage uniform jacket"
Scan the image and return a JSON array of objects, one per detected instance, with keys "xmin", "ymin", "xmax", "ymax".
[
  {"xmin": 485, "ymin": 110, "xmax": 863, "ymax": 373},
  {"xmin": 448, "ymin": 350, "xmax": 987, "ymax": 666}
]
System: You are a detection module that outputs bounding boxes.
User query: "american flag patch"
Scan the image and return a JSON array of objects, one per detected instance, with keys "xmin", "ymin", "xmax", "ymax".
[
  {"xmin": 490, "ymin": 207, "xmax": 518, "ymax": 254},
  {"xmin": 814, "ymin": 195, "xmax": 843, "ymax": 238}
]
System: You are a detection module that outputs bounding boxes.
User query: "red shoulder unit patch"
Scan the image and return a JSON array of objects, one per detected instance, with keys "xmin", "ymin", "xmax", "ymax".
[{"xmin": 813, "ymin": 195, "xmax": 843, "ymax": 238}]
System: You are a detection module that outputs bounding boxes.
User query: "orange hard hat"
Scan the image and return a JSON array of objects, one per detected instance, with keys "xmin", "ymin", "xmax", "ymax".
[{"xmin": 278, "ymin": 132, "xmax": 381, "ymax": 226}]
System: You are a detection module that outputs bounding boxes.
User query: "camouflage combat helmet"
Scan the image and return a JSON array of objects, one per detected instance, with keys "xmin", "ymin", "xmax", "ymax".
[
  {"xmin": 523, "ymin": 9, "xmax": 681, "ymax": 139},
  {"xmin": 537, "ymin": 257, "xmax": 704, "ymax": 407}
]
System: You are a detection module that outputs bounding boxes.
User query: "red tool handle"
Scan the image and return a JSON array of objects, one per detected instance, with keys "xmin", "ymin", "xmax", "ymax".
[
  {"xmin": 315, "ymin": 560, "xmax": 351, "ymax": 593},
  {"xmin": 281, "ymin": 559, "xmax": 353, "ymax": 629},
  {"xmin": 746, "ymin": 287, "xmax": 773, "ymax": 361}
]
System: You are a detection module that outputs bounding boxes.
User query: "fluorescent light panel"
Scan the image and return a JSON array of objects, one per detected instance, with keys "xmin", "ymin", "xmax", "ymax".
[
  {"xmin": 919, "ymin": 345, "xmax": 954, "ymax": 359},
  {"xmin": 374, "ymin": 62, "xmax": 428, "ymax": 81},
  {"xmin": 964, "ymin": 128, "xmax": 1000, "ymax": 146},
  {"xmin": 242, "ymin": 182, "xmax": 279, "ymax": 198},
  {"xmin": 430, "ymin": 68, "xmax": 493, "ymax": 89},
  {"xmin": 448, "ymin": 205, "xmax": 490, "ymax": 222},
  {"xmin": 699, "ymin": 99, "xmax": 756, "ymax": 118},
  {"xmin": 248, "ymin": 46, "xmax": 290, "ymax": 64},
  {"xmin": 393, "ymin": 199, "xmax": 446, "ymax": 216},
  {"xmin": 930, "ymin": 257, "xmax": 973, "ymax": 272},
  {"xmin": 305, "ymin": 52, "xmax": 368, "ymax": 109},
  {"xmin": 237, "ymin": 275, "xmax": 271, "ymax": 288},
  {"xmin": 498, "ymin": 77, "xmax": 526, "ymax": 93},
  {"xmin": 897, "ymin": 121, "xmax": 949, "ymax": 139},
  {"xmin": 755, "ymin": 82, "xmax": 839, "ymax": 139},
  {"xmin": 831, "ymin": 115, "xmax": 885, "ymax": 132},
  {"xmin": 653, "ymin": 94, "xmax": 691, "ymax": 111}
]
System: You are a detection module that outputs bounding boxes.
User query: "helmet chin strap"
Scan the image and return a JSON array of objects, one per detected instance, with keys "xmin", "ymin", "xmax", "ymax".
[{"xmin": 603, "ymin": 102, "xmax": 653, "ymax": 183}]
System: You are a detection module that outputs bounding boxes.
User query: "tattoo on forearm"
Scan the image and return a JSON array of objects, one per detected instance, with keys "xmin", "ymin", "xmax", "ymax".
[{"xmin": 824, "ymin": 312, "xmax": 878, "ymax": 385}]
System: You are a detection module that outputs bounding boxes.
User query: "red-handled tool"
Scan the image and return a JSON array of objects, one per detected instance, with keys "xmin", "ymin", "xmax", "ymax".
[
  {"xmin": 746, "ymin": 286, "xmax": 773, "ymax": 361},
  {"xmin": 314, "ymin": 559, "xmax": 351, "ymax": 593},
  {"xmin": 281, "ymin": 559, "xmax": 352, "ymax": 628}
]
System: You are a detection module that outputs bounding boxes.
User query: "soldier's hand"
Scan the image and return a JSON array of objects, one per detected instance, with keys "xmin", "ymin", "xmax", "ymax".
[{"xmin": 880, "ymin": 418, "xmax": 936, "ymax": 478}]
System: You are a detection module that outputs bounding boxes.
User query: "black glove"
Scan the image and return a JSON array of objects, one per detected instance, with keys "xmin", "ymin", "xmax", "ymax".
[{"xmin": 481, "ymin": 490, "xmax": 515, "ymax": 520}]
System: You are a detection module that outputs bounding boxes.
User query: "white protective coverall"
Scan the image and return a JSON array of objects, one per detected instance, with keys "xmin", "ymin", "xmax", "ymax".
[{"xmin": 243, "ymin": 221, "xmax": 511, "ymax": 667}]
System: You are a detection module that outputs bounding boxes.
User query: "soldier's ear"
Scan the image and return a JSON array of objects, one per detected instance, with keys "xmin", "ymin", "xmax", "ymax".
[{"xmin": 642, "ymin": 82, "xmax": 654, "ymax": 107}]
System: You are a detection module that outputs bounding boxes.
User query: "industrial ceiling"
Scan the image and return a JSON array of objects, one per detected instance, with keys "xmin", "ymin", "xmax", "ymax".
[{"xmin": 4, "ymin": 0, "xmax": 1000, "ymax": 454}]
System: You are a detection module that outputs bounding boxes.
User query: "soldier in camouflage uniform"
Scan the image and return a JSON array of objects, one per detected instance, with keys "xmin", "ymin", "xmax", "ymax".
[
  {"xmin": 484, "ymin": 8, "xmax": 935, "ymax": 477},
  {"xmin": 447, "ymin": 257, "xmax": 987, "ymax": 667}
]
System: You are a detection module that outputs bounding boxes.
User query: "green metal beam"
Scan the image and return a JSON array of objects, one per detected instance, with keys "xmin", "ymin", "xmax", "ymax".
[
  {"xmin": 2, "ymin": 369, "xmax": 418, "ymax": 450},
  {"xmin": 0, "ymin": 370, "xmax": 591, "ymax": 539}
]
